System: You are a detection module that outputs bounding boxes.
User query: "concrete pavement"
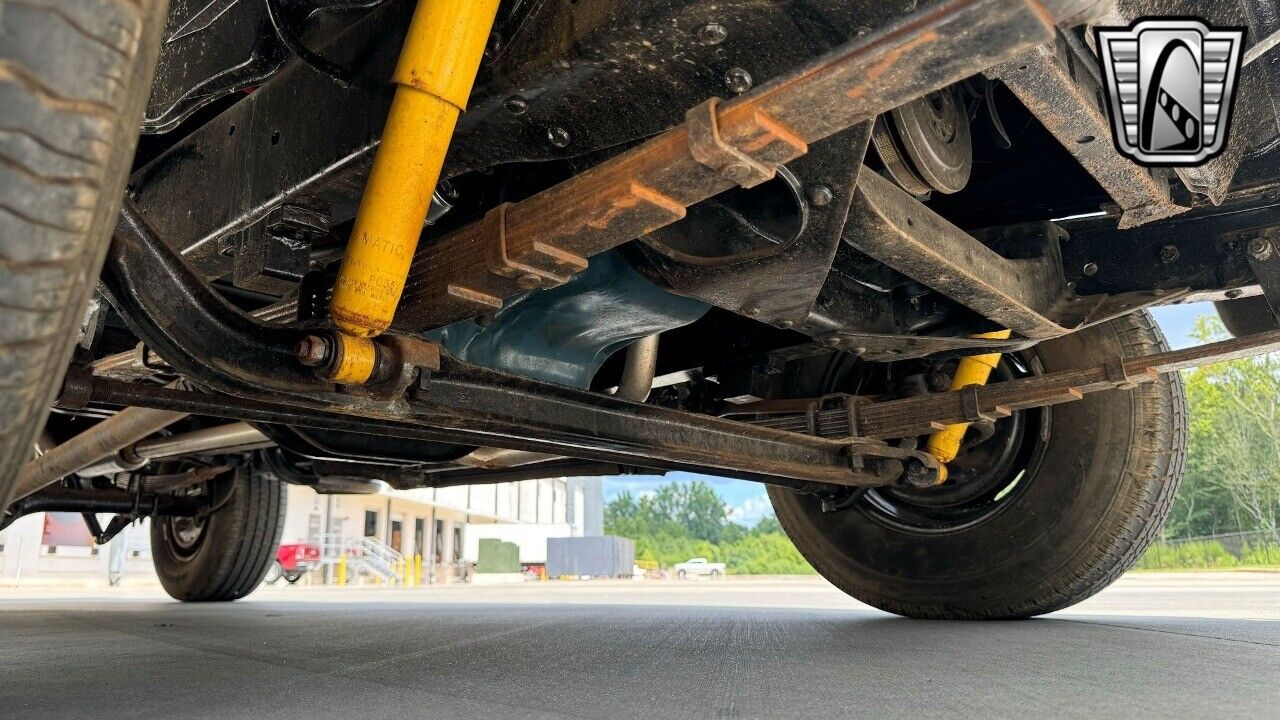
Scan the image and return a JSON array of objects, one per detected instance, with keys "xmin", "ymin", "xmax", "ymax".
[{"xmin": 1, "ymin": 573, "xmax": 1277, "ymax": 719}]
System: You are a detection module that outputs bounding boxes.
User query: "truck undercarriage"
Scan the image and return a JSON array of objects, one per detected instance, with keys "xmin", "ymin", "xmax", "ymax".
[{"xmin": 2, "ymin": 0, "xmax": 1279, "ymax": 615}]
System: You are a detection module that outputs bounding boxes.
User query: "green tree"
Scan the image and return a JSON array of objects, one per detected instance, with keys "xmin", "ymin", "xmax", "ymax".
[
  {"xmin": 650, "ymin": 481, "xmax": 733, "ymax": 542},
  {"xmin": 750, "ymin": 515, "xmax": 783, "ymax": 535},
  {"xmin": 605, "ymin": 480, "xmax": 814, "ymax": 574},
  {"xmin": 1169, "ymin": 317, "xmax": 1280, "ymax": 542}
]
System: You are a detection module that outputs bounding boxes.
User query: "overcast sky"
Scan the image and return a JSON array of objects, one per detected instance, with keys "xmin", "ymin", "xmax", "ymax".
[{"xmin": 599, "ymin": 303, "xmax": 1216, "ymax": 525}]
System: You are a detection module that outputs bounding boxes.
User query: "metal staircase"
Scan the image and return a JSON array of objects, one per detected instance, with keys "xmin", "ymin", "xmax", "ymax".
[{"xmin": 317, "ymin": 533, "xmax": 405, "ymax": 585}]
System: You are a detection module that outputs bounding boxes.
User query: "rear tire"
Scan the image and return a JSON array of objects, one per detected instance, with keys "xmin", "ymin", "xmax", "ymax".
[
  {"xmin": 151, "ymin": 465, "xmax": 286, "ymax": 602},
  {"xmin": 0, "ymin": 0, "xmax": 168, "ymax": 508},
  {"xmin": 769, "ymin": 311, "xmax": 1186, "ymax": 619}
]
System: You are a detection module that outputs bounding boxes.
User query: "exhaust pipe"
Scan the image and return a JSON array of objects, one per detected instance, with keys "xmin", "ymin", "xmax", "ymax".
[
  {"xmin": 76, "ymin": 422, "xmax": 271, "ymax": 478},
  {"xmin": 14, "ymin": 404, "xmax": 189, "ymax": 501},
  {"xmin": 13, "ymin": 417, "xmax": 270, "ymax": 500},
  {"xmin": 615, "ymin": 334, "xmax": 659, "ymax": 402}
]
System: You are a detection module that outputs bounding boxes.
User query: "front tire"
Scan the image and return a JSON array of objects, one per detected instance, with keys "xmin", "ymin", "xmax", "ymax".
[
  {"xmin": 151, "ymin": 465, "xmax": 285, "ymax": 602},
  {"xmin": 770, "ymin": 311, "xmax": 1185, "ymax": 619},
  {"xmin": 0, "ymin": 0, "xmax": 167, "ymax": 509}
]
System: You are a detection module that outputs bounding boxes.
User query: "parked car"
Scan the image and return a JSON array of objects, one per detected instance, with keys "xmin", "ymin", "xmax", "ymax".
[
  {"xmin": 674, "ymin": 558, "xmax": 725, "ymax": 579},
  {"xmin": 263, "ymin": 543, "xmax": 321, "ymax": 585}
]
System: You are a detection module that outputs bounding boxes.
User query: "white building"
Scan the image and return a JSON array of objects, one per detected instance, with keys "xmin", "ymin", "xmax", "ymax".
[
  {"xmin": 279, "ymin": 478, "xmax": 601, "ymax": 572},
  {"xmin": 0, "ymin": 476, "xmax": 603, "ymax": 586}
]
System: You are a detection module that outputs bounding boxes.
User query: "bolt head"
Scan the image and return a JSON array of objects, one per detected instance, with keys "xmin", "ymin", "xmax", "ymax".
[
  {"xmin": 723, "ymin": 67, "xmax": 753, "ymax": 94},
  {"xmin": 546, "ymin": 126, "xmax": 571, "ymax": 148},
  {"xmin": 900, "ymin": 460, "xmax": 937, "ymax": 489},
  {"xmin": 296, "ymin": 335, "xmax": 330, "ymax": 367},
  {"xmin": 1159, "ymin": 244, "xmax": 1180, "ymax": 264},
  {"xmin": 1082, "ymin": 262, "xmax": 1099, "ymax": 276},
  {"xmin": 807, "ymin": 184, "xmax": 834, "ymax": 207},
  {"xmin": 1248, "ymin": 238, "xmax": 1273, "ymax": 261},
  {"xmin": 697, "ymin": 23, "xmax": 728, "ymax": 46},
  {"xmin": 1225, "ymin": 288, "xmax": 1243, "ymax": 299},
  {"xmin": 516, "ymin": 273, "xmax": 543, "ymax": 289}
]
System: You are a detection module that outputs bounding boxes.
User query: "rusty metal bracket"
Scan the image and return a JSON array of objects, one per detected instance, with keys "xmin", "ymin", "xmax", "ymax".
[
  {"xmin": 845, "ymin": 171, "xmax": 1076, "ymax": 339},
  {"xmin": 479, "ymin": 203, "xmax": 588, "ymax": 290},
  {"xmin": 1244, "ymin": 236, "xmax": 1280, "ymax": 323},
  {"xmin": 434, "ymin": 203, "xmax": 590, "ymax": 316},
  {"xmin": 686, "ymin": 98, "xmax": 789, "ymax": 188},
  {"xmin": 990, "ymin": 34, "xmax": 1187, "ymax": 229},
  {"xmin": 1102, "ymin": 355, "xmax": 1138, "ymax": 389},
  {"xmin": 960, "ymin": 385, "xmax": 1010, "ymax": 422}
]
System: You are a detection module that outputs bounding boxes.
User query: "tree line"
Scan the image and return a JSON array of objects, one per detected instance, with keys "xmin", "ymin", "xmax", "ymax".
[
  {"xmin": 604, "ymin": 482, "xmax": 814, "ymax": 574},
  {"xmin": 1164, "ymin": 317, "xmax": 1280, "ymax": 542}
]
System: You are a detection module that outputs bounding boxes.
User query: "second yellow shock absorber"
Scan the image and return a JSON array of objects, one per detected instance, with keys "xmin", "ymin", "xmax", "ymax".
[
  {"xmin": 924, "ymin": 328, "xmax": 1012, "ymax": 484},
  {"xmin": 325, "ymin": 0, "xmax": 500, "ymax": 382}
]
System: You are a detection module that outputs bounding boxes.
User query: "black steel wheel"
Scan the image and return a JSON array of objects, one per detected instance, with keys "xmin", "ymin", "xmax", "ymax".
[
  {"xmin": 151, "ymin": 464, "xmax": 285, "ymax": 602},
  {"xmin": 769, "ymin": 311, "xmax": 1186, "ymax": 619}
]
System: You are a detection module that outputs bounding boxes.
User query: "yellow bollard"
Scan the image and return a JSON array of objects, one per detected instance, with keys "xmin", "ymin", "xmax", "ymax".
[
  {"xmin": 326, "ymin": 0, "xmax": 501, "ymax": 382},
  {"xmin": 337, "ymin": 552, "xmax": 348, "ymax": 586},
  {"xmin": 925, "ymin": 329, "xmax": 1013, "ymax": 483},
  {"xmin": 413, "ymin": 554, "xmax": 423, "ymax": 588}
]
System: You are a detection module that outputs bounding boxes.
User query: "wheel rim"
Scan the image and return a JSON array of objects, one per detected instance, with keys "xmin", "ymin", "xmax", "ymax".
[
  {"xmin": 165, "ymin": 514, "xmax": 208, "ymax": 560},
  {"xmin": 825, "ymin": 351, "xmax": 1051, "ymax": 534}
]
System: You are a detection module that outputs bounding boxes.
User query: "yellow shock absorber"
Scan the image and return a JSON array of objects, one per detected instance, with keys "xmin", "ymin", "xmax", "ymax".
[
  {"xmin": 326, "ymin": 0, "xmax": 501, "ymax": 381},
  {"xmin": 925, "ymin": 329, "xmax": 1013, "ymax": 483}
]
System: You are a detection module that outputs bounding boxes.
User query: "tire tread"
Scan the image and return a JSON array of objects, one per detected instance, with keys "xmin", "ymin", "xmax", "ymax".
[{"xmin": 0, "ymin": 0, "xmax": 165, "ymax": 508}]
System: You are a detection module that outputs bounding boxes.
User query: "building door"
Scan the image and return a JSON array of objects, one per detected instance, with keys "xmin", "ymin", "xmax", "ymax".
[
  {"xmin": 413, "ymin": 518, "xmax": 425, "ymax": 556},
  {"xmin": 363, "ymin": 510, "xmax": 378, "ymax": 538},
  {"xmin": 389, "ymin": 520, "xmax": 403, "ymax": 551},
  {"xmin": 433, "ymin": 520, "xmax": 444, "ymax": 563}
]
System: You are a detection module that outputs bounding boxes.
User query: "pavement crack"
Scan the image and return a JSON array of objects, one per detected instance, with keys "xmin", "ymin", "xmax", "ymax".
[{"xmin": 1059, "ymin": 617, "xmax": 1280, "ymax": 649}]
